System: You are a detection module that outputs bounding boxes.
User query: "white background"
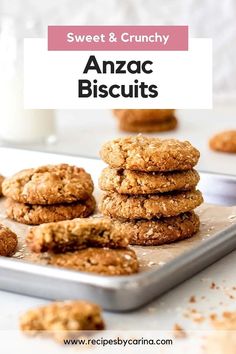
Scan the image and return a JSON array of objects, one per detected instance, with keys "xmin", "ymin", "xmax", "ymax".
[{"xmin": 24, "ymin": 38, "xmax": 212, "ymax": 109}]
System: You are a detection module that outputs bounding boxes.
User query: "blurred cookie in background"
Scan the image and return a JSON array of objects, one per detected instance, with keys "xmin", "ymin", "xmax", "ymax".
[
  {"xmin": 209, "ymin": 130, "xmax": 236, "ymax": 153},
  {"xmin": 113, "ymin": 109, "xmax": 178, "ymax": 133}
]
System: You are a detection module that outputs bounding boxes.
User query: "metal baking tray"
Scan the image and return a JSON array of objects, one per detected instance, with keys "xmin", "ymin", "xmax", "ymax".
[{"xmin": 0, "ymin": 148, "xmax": 236, "ymax": 312}]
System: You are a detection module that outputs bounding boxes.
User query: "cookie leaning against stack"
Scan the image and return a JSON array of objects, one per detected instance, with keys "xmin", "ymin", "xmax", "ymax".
[
  {"xmin": 99, "ymin": 135, "xmax": 203, "ymax": 245},
  {"xmin": 2, "ymin": 164, "xmax": 95, "ymax": 225},
  {"xmin": 113, "ymin": 109, "xmax": 178, "ymax": 133}
]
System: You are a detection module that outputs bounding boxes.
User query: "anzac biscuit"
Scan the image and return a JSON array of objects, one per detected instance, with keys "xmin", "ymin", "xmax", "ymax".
[
  {"xmin": 209, "ymin": 130, "xmax": 236, "ymax": 153},
  {"xmin": 6, "ymin": 197, "xmax": 95, "ymax": 225},
  {"xmin": 0, "ymin": 223, "xmax": 18, "ymax": 256},
  {"xmin": 36, "ymin": 248, "xmax": 139, "ymax": 276},
  {"xmin": 118, "ymin": 115, "xmax": 178, "ymax": 133},
  {"xmin": 99, "ymin": 167, "xmax": 200, "ymax": 195},
  {"xmin": 100, "ymin": 190, "xmax": 203, "ymax": 219},
  {"xmin": 113, "ymin": 212, "xmax": 200, "ymax": 245},
  {"xmin": 0, "ymin": 174, "xmax": 4, "ymax": 196},
  {"xmin": 2, "ymin": 164, "xmax": 93, "ymax": 204},
  {"xmin": 27, "ymin": 217, "xmax": 129, "ymax": 253},
  {"xmin": 113, "ymin": 109, "xmax": 175, "ymax": 123},
  {"xmin": 100, "ymin": 135, "xmax": 200, "ymax": 172},
  {"xmin": 20, "ymin": 300, "xmax": 105, "ymax": 339}
]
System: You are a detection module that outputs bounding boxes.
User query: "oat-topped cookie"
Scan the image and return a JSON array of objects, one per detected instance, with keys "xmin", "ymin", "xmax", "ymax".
[
  {"xmin": 2, "ymin": 164, "xmax": 94, "ymax": 204},
  {"xmin": 113, "ymin": 212, "xmax": 200, "ymax": 246},
  {"xmin": 100, "ymin": 135, "xmax": 200, "ymax": 171},
  {"xmin": 27, "ymin": 217, "xmax": 130, "ymax": 253},
  {"xmin": 0, "ymin": 223, "xmax": 18, "ymax": 256},
  {"xmin": 99, "ymin": 167, "xmax": 200, "ymax": 195},
  {"xmin": 100, "ymin": 190, "xmax": 203, "ymax": 219},
  {"xmin": 20, "ymin": 300, "xmax": 105, "ymax": 340},
  {"xmin": 35, "ymin": 248, "xmax": 139, "ymax": 276},
  {"xmin": 6, "ymin": 196, "xmax": 95, "ymax": 225},
  {"xmin": 209, "ymin": 130, "xmax": 236, "ymax": 153}
]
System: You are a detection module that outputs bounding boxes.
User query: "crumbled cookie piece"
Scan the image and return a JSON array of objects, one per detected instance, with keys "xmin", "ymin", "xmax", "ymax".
[
  {"xmin": 100, "ymin": 190, "xmax": 203, "ymax": 220},
  {"xmin": 2, "ymin": 164, "xmax": 94, "ymax": 204},
  {"xmin": 100, "ymin": 135, "xmax": 200, "ymax": 172},
  {"xmin": 113, "ymin": 212, "xmax": 200, "ymax": 245},
  {"xmin": 27, "ymin": 217, "xmax": 129, "ymax": 253},
  {"xmin": 20, "ymin": 300, "xmax": 105, "ymax": 341},
  {"xmin": 34, "ymin": 248, "xmax": 139, "ymax": 276},
  {"xmin": 0, "ymin": 223, "xmax": 18, "ymax": 256},
  {"xmin": 99, "ymin": 167, "xmax": 200, "ymax": 195},
  {"xmin": 209, "ymin": 130, "xmax": 236, "ymax": 153},
  {"xmin": 6, "ymin": 196, "xmax": 95, "ymax": 225}
]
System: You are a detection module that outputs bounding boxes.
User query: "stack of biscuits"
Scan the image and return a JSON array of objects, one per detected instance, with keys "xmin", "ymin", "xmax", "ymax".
[
  {"xmin": 113, "ymin": 109, "xmax": 178, "ymax": 133},
  {"xmin": 26, "ymin": 218, "xmax": 139, "ymax": 276},
  {"xmin": 2, "ymin": 164, "xmax": 96, "ymax": 225},
  {"xmin": 99, "ymin": 135, "xmax": 203, "ymax": 246}
]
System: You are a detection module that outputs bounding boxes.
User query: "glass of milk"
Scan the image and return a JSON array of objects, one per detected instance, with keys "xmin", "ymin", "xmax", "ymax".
[{"xmin": 0, "ymin": 15, "xmax": 56, "ymax": 144}]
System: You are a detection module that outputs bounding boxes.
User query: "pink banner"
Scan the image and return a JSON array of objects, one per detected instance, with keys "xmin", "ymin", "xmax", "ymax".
[{"xmin": 48, "ymin": 26, "xmax": 188, "ymax": 51}]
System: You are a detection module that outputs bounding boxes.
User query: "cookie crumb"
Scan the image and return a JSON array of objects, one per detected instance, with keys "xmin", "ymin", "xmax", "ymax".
[
  {"xmin": 173, "ymin": 324, "xmax": 187, "ymax": 338},
  {"xmin": 189, "ymin": 295, "xmax": 196, "ymax": 303}
]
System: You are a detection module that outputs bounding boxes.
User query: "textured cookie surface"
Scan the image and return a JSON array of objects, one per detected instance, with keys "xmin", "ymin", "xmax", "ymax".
[
  {"xmin": 99, "ymin": 167, "xmax": 200, "ymax": 195},
  {"xmin": 118, "ymin": 115, "xmax": 177, "ymax": 133},
  {"xmin": 27, "ymin": 217, "xmax": 129, "ymax": 253},
  {"xmin": 0, "ymin": 223, "xmax": 18, "ymax": 256},
  {"xmin": 100, "ymin": 135, "xmax": 200, "ymax": 171},
  {"xmin": 0, "ymin": 175, "xmax": 4, "ymax": 196},
  {"xmin": 113, "ymin": 109, "xmax": 175, "ymax": 123},
  {"xmin": 35, "ymin": 248, "xmax": 139, "ymax": 276},
  {"xmin": 113, "ymin": 212, "xmax": 200, "ymax": 245},
  {"xmin": 20, "ymin": 300, "xmax": 105, "ymax": 338},
  {"xmin": 6, "ymin": 197, "xmax": 95, "ymax": 225},
  {"xmin": 100, "ymin": 190, "xmax": 203, "ymax": 219},
  {"xmin": 2, "ymin": 164, "xmax": 94, "ymax": 204},
  {"xmin": 209, "ymin": 130, "xmax": 236, "ymax": 153}
]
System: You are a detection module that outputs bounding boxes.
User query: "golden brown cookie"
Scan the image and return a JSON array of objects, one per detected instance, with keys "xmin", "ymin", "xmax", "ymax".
[
  {"xmin": 100, "ymin": 135, "xmax": 200, "ymax": 172},
  {"xmin": 100, "ymin": 190, "xmax": 203, "ymax": 220},
  {"xmin": 209, "ymin": 130, "xmax": 236, "ymax": 153},
  {"xmin": 6, "ymin": 196, "xmax": 96, "ymax": 225},
  {"xmin": 99, "ymin": 167, "xmax": 200, "ymax": 195},
  {"xmin": 113, "ymin": 212, "xmax": 200, "ymax": 245},
  {"xmin": 2, "ymin": 164, "xmax": 94, "ymax": 204},
  {"xmin": 20, "ymin": 300, "xmax": 105, "ymax": 340},
  {"xmin": 0, "ymin": 223, "xmax": 18, "ymax": 256},
  {"xmin": 0, "ymin": 175, "xmax": 4, "ymax": 196},
  {"xmin": 113, "ymin": 109, "xmax": 175, "ymax": 123},
  {"xmin": 34, "ymin": 248, "xmax": 139, "ymax": 276},
  {"xmin": 118, "ymin": 115, "xmax": 178, "ymax": 133},
  {"xmin": 27, "ymin": 217, "xmax": 130, "ymax": 253}
]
